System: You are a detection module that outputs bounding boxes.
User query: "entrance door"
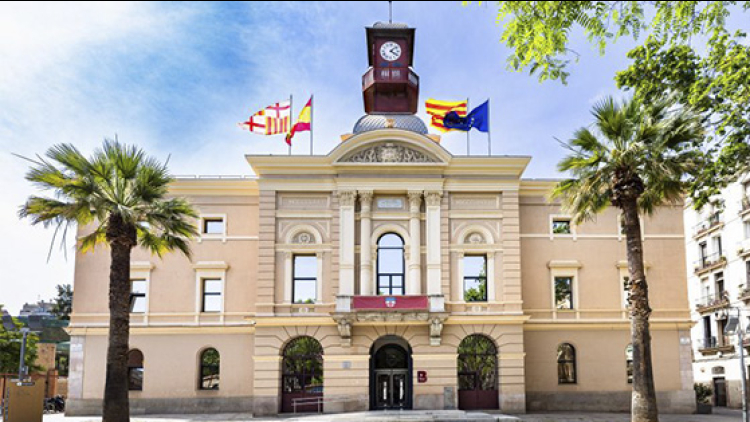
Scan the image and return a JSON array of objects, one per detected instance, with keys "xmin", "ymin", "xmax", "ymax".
[
  {"xmin": 371, "ymin": 344, "xmax": 412, "ymax": 410},
  {"xmin": 714, "ymin": 377, "xmax": 727, "ymax": 407},
  {"xmin": 457, "ymin": 335, "xmax": 499, "ymax": 410}
]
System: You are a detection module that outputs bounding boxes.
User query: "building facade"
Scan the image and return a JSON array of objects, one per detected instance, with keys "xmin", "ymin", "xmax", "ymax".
[
  {"xmin": 67, "ymin": 21, "xmax": 695, "ymax": 416},
  {"xmin": 686, "ymin": 175, "xmax": 750, "ymax": 408}
]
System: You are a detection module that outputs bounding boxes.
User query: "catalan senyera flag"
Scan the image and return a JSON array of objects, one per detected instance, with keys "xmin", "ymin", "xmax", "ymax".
[
  {"xmin": 239, "ymin": 100, "xmax": 291, "ymax": 135},
  {"xmin": 286, "ymin": 96, "xmax": 312, "ymax": 145},
  {"xmin": 425, "ymin": 98, "xmax": 467, "ymax": 132}
]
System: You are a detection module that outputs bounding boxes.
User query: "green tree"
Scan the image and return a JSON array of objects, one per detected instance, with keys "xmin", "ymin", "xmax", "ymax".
[
  {"xmin": 51, "ymin": 284, "xmax": 73, "ymax": 320},
  {"xmin": 19, "ymin": 140, "xmax": 198, "ymax": 422},
  {"xmin": 551, "ymin": 95, "xmax": 703, "ymax": 422},
  {"xmin": 480, "ymin": 1, "xmax": 750, "ymax": 205},
  {"xmin": 0, "ymin": 305, "xmax": 41, "ymax": 375}
]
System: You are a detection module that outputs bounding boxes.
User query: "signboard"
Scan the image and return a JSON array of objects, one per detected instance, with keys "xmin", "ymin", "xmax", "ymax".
[
  {"xmin": 351, "ymin": 295, "xmax": 428, "ymax": 310},
  {"xmin": 418, "ymin": 371, "xmax": 428, "ymax": 383}
]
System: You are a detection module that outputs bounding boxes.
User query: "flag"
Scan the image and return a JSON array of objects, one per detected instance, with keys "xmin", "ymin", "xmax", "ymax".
[
  {"xmin": 425, "ymin": 98, "xmax": 467, "ymax": 132},
  {"xmin": 286, "ymin": 96, "xmax": 312, "ymax": 145},
  {"xmin": 443, "ymin": 100, "xmax": 489, "ymax": 133},
  {"xmin": 239, "ymin": 100, "xmax": 291, "ymax": 135}
]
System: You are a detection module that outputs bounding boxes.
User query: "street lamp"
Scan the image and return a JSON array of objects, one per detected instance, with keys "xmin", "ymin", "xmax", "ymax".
[
  {"xmin": 723, "ymin": 307, "xmax": 749, "ymax": 422},
  {"xmin": 1, "ymin": 312, "xmax": 44, "ymax": 381}
]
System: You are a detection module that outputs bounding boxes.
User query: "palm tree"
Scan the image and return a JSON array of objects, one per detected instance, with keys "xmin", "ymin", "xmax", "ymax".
[
  {"xmin": 552, "ymin": 95, "xmax": 703, "ymax": 422},
  {"xmin": 19, "ymin": 140, "xmax": 198, "ymax": 422}
]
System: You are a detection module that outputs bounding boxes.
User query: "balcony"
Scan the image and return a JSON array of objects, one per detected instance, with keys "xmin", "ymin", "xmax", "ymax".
[
  {"xmin": 696, "ymin": 291, "xmax": 730, "ymax": 313},
  {"xmin": 333, "ymin": 294, "xmax": 448, "ymax": 346},
  {"xmin": 693, "ymin": 212, "xmax": 723, "ymax": 238},
  {"xmin": 698, "ymin": 336, "xmax": 735, "ymax": 355},
  {"xmin": 362, "ymin": 67, "xmax": 419, "ymax": 91},
  {"xmin": 741, "ymin": 196, "xmax": 750, "ymax": 217},
  {"xmin": 694, "ymin": 252, "xmax": 727, "ymax": 275},
  {"xmin": 739, "ymin": 287, "xmax": 750, "ymax": 303}
]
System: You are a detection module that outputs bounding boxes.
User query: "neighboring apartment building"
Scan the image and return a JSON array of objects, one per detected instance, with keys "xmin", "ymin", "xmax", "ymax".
[
  {"xmin": 19, "ymin": 300, "xmax": 54, "ymax": 317},
  {"xmin": 66, "ymin": 21, "xmax": 695, "ymax": 416},
  {"xmin": 687, "ymin": 175, "xmax": 750, "ymax": 408}
]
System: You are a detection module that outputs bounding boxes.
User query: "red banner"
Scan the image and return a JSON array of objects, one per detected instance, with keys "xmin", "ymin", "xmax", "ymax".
[{"xmin": 352, "ymin": 295, "xmax": 428, "ymax": 310}]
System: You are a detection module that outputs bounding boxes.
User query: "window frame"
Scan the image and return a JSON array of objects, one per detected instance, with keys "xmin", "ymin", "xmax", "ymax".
[
  {"xmin": 129, "ymin": 279, "xmax": 147, "ymax": 314},
  {"xmin": 198, "ymin": 214, "xmax": 227, "ymax": 242},
  {"xmin": 551, "ymin": 217, "xmax": 573, "ymax": 236},
  {"xmin": 463, "ymin": 254, "xmax": 488, "ymax": 302},
  {"xmin": 292, "ymin": 254, "xmax": 318, "ymax": 304},
  {"xmin": 127, "ymin": 349, "xmax": 144, "ymax": 391},
  {"xmin": 376, "ymin": 233, "xmax": 406, "ymax": 296},
  {"xmin": 198, "ymin": 348, "xmax": 220, "ymax": 391},
  {"xmin": 201, "ymin": 278, "xmax": 223, "ymax": 313},
  {"xmin": 554, "ymin": 276, "xmax": 575, "ymax": 310},
  {"xmin": 557, "ymin": 343, "xmax": 577, "ymax": 384}
]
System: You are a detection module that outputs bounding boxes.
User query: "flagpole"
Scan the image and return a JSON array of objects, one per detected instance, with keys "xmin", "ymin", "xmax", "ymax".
[
  {"xmin": 289, "ymin": 94, "xmax": 293, "ymax": 155},
  {"xmin": 487, "ymin": 98, "xmax": 491, "ymax": 156},
  {"xmin": 466, "ymin": 97, "xmax": 470, "ymax": 156},
  {"xmin": 310, "ymin": 94, "xmax": 314, "ymax": 156}
]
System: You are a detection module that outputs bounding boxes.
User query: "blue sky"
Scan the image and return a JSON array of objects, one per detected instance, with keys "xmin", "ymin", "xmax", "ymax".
[{"xmin": 1, "ymin": 2, "xmax": 748, "ymax": 314}]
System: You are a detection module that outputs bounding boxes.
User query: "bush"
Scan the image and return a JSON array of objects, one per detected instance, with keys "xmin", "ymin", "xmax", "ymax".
[{"xmin": 695, "ymin": 383, "xmax": 713, "ymax": 404}]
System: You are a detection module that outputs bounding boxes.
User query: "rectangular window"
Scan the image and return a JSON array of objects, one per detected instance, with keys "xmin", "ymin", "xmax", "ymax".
[
  {"xmin": 699, "ymin": 242, "xmax": 708, "ymax": 264},
  {"xmin": 552, "ymin": 219, "xmax": 572, "ymax": 234},
  {"xmin": 293, "ymin": 255, "xmax": 317, "ymax": 304},
  {"xmin": 715, "ymin": 272, "xmax": 725, "ymax": 297},
  {"xmin": 713, "ymin": 236, "xmax": 723, "ymax": 257},
  {"xmin": 463, "ymin": 255, "xmax": 487, "ymax": 302},
  {"xmin": 129, "ymin": 280, "xmax": 147, "ymax": 313},
  {"xmin": 554, "ymin": 276, "xmax": 574, "ymax": 309},
  {"xmin": 201, "ymin": 278, "xmax": 223, "ymax": 313},
  {"xmin": 202, "ymin": 217, "xmax": 225, "ymax": 235},
  {"xmin": 746, "ymin": 261, "xmax": 750, "ymax": 284}
]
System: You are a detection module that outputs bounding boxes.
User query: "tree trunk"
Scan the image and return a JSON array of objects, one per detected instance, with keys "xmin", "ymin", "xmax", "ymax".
[
  {"xmin": 622, "ymin": 199, "xmax": 659, "ymax": 422},
  {"xmin": 103, "ymin": 215, "xmax": 135, "ymax": 422}
]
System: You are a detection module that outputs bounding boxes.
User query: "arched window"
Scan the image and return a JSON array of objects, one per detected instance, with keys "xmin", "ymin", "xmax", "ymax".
[
  {"xmin": 557, "ymin": 343, "xmax": 576, "ymax": 384},
  {"xmin": 199, "ymin": 348, "xmax": 220, "ymax": 390},
  {"xmin": 127, "ymin": 349, "xmax": 144, "ymax": 391},
  {"xmin": 626, "ymin": 344, "xmax": 633, "ymax": 384},
  {"xmin": 281, "ymin": 336, "xmax": 323, "ymax": 413},
  {"xmin": 457, "ymin": 334, "xmax": 498, "ymax": 410},
  {"xmin": 377, "ymin": 233, "xmax": 405, "ymax": 295}
]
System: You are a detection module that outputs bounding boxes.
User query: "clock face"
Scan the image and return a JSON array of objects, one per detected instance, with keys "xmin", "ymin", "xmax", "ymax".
[{"xmin": 379, "ymin": 41, "xmax": 402, "ymax": 62}]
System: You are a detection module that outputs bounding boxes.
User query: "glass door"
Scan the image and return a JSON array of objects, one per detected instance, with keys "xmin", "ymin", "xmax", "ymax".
[{"xmin": 374, "ymin": 369, "xmax": 408, "ymax": 409}]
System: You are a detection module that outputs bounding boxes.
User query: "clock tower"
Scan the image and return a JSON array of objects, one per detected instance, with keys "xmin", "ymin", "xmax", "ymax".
[{"xmin": 362, "ymin": 22, "xmax": 419, "ymax": 114}]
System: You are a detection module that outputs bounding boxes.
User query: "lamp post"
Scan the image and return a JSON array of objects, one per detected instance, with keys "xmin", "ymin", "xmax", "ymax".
[
  {"xmin": 1, "ymin": 312, "xmax": 44, "ymax": 381},
  {"xmin": 723, "ymin": 307, "xmax": 748, "ymax": 422}
]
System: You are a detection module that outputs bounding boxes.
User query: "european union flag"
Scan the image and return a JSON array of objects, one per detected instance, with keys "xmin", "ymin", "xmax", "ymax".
[{"xmin": 443, "ymin": 100, "xmax": 489, "ymax": 132}]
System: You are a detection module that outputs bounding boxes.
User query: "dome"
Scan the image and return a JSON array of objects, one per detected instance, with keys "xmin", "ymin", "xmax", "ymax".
[{"xmin": 353, "ymin": 114, "xmax": 428, "ymax": 135}]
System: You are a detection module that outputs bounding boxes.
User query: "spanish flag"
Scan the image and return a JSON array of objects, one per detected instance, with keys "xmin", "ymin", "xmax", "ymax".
[
  {"xmin": 286, "ymin": 96, "xmax": 312, "ymax": 145},
  {"xmin": 425, "ymin": 98, "xmax": 467, "ymax": 132}
]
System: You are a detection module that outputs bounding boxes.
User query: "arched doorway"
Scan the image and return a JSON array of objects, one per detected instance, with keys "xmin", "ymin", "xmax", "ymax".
[
  {"xmin": 457, "ymin": 334, "xmax": 498, "ymax": 410},
  {"xmin": 281, "ymin": 336, "xmax": 323, "ymax": 413},
  {"xmin": 370, "ymin": 336, "xmax": 412, "ymax": 410}
]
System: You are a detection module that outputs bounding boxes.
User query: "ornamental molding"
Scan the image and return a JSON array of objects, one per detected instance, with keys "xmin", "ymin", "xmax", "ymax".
[
  {"xmin": 424, "ymin": 191, "xmax": 443, "ymax": 207},
  {"xmin": 339, "ymin": 142, "xmax": 439, "ymax": 163},
  {"xmin": 338, "ymin": 190, "xmax": 357, "ymax": 206}
]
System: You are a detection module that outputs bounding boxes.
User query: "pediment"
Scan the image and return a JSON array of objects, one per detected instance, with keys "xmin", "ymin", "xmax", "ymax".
[{"xmin": 338, "ymin": 142, "xmax": 440, "ymax": 164}]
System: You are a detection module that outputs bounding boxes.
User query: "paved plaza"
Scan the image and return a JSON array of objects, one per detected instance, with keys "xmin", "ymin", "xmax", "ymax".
[{"xmin": 33, "ymin": 408, "xmax": 744, "ymax": 422}]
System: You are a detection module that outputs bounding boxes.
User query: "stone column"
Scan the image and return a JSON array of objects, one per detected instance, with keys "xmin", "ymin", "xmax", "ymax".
[
  {"xmin": 316, "ymin": 251, "xmax": 324, "ymax": 303},
  {"xmin": 283, "ymin": 251, "xmax": 293, "ymax": 304},
  {"xmin": 425, "ymin": 191, "xmax": 443, "ymax": 309},
  {"xmin": 338, "ymin": 191, "xmax": 357, "ymax": 298},
  {"xmin": 408, "ymin": 191, "xmax": 422, "ymax": 295},
  {"xmin": 359, "ymin": 190, "xmax": 374, "ymax": 296},
  {"xmin": 487, "ymin": 251, "xmax": 496, "ymax": 302}
]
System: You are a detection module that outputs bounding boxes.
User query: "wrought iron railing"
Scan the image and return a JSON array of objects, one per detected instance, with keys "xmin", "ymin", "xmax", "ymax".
[
  {"xmin": 697, "ymin": 336, "xmax": 733, "ymax": 350},
  {"xmin": 693, "ymin": 212, "xmax": 723, "ymax": 236},
  {"xmin": 695, "ymin": 291, "xmax": 729, "ymax": 311},
  {"xmin": 694, "ymin": 252, "xmax": 726, "ymax": 272}
]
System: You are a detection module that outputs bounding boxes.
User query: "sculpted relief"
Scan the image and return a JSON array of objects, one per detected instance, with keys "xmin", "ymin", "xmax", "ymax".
[{"xmin": 340, "ymin": 142, "xmax": 439, "ymax": 163}]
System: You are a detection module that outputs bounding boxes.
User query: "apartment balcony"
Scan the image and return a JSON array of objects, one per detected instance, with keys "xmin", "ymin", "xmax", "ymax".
[
  {"xmin": 738, "ymin": 238, "xmax": 750, "ymax": 259},
  {"xmin": 695, "ymin": 291, "xmax": 730, "ymax": 314},
  {"xmin": 694, "ymin": 252, "xmax": 727, "ymax": 275},
  {"xmin": 739, "ymin": 287, "xmax": 750, "ymax": 303},
  {"xmin": 693, "ymin": 212, "xmax": 724, "ymax": 239},
  {"xmin": 697, "ymin": 336, "xmax": 735, "ymax": 355},
  {"xmin": 333, "ymin": 294, "xmax": 448, "ymax": 346}
]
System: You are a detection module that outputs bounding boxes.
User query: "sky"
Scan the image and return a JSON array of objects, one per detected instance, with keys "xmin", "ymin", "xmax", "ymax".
[{"xmin": 1, "ymin": 1, "xmax": 747, "ymax": 314}]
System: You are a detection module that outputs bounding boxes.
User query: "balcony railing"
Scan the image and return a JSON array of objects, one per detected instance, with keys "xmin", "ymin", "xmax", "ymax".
[
  {"xmin": 695, "ymin": 291, "xmax": 730, "ymax": 313},
  {"xmin": 694, "ymin": 252, "xmax": 726, "ymax": 273},
  {"xmin": 693, "ymin": 212, "xmax": 723, "ymax": 237},
  {"xmin": 739, "ymin": 287, "xmax": 750, "ymax": 302},
  {"xmin": 362, "ymin": 67, "xmax": 419, "ymax": 90},
  {"xmin": 697, "ymin": 336, "xmax": 734, "ymax": 354}
]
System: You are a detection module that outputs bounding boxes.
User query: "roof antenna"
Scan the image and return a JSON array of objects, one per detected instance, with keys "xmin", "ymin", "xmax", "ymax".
[{"xmin": 389, "ymin": 1, "xmax": 392, "ymax": 24}]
